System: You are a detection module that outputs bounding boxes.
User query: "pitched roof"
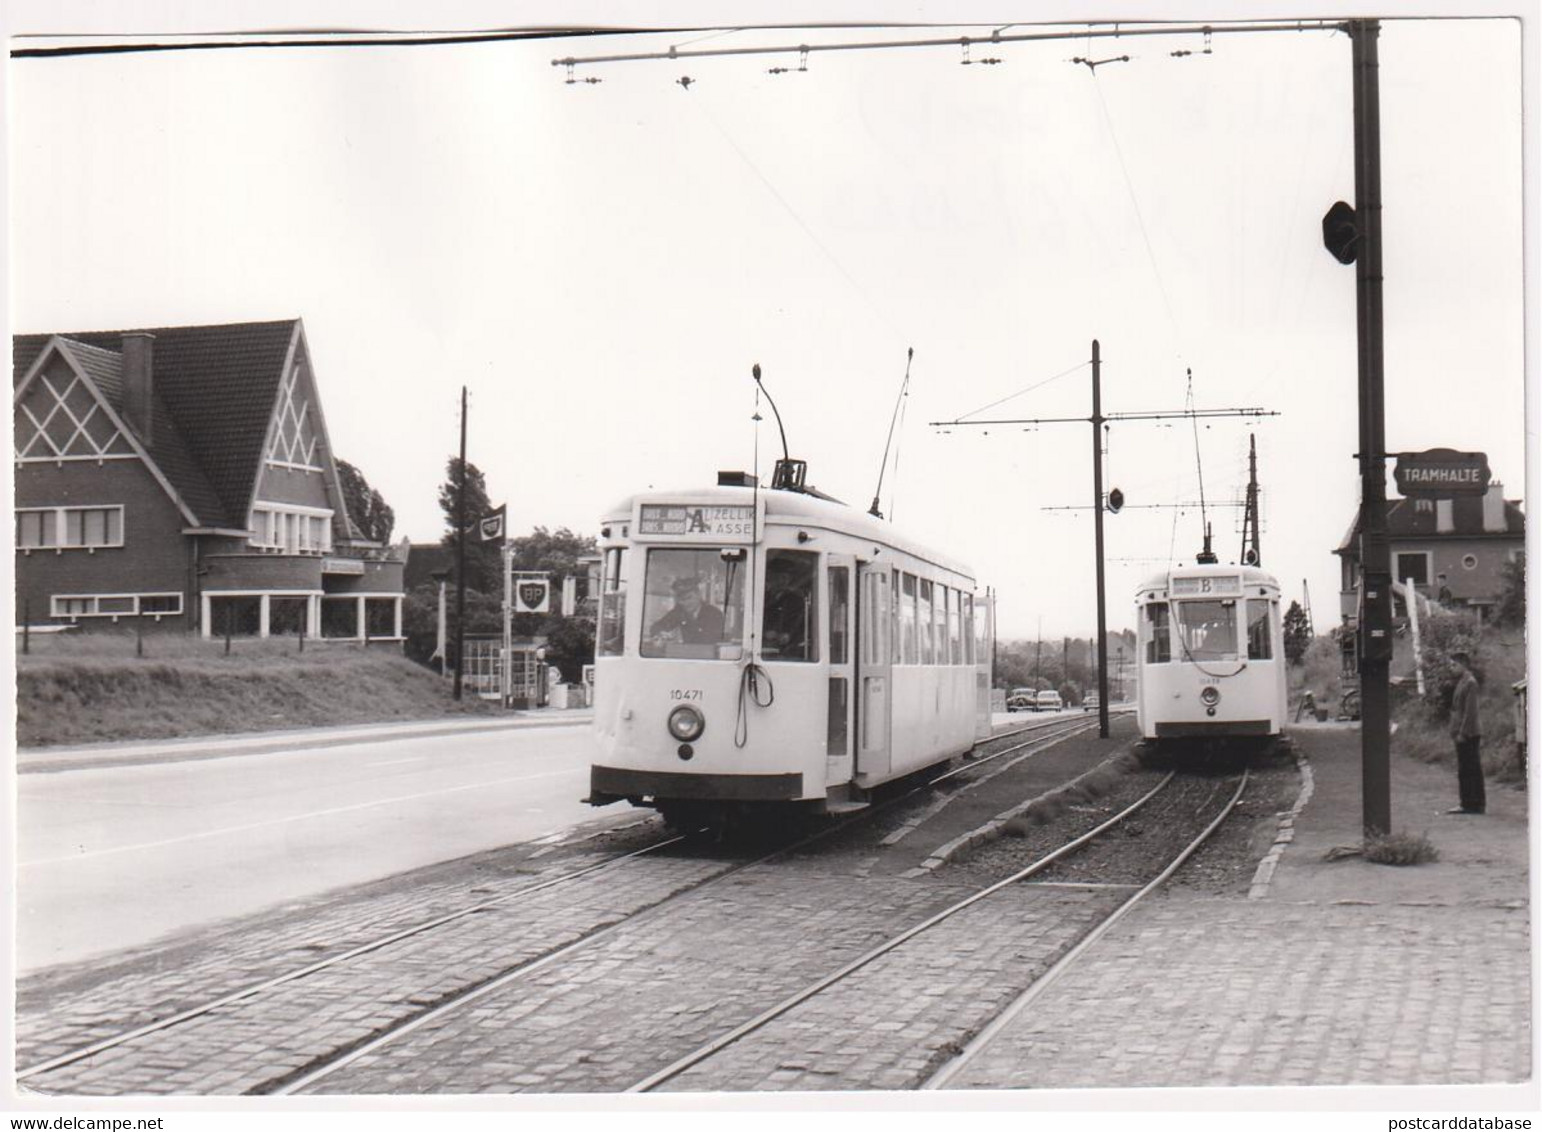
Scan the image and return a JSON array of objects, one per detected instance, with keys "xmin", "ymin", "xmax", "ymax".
[
  {"xmin": 1335, "ymin": 492, "xmax": 1526, "ymax": 554},
  {"xmin": 14, "ymin": 320, "xmax": 301, "ymax": 529}
]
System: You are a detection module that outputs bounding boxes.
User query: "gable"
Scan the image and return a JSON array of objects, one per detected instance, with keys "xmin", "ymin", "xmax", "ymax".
[{"xmin": 13, "ymin": 348, "xmax": 136, "ymax": 462}]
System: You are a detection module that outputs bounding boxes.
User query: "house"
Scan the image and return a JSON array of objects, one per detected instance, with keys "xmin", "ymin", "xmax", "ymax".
[
  {"xmin": 1334, "ymin": 480, "xmax": 1524, "ymax": 622},
  {"xmin": 13, "ymin": 319, "xmax": 406, "ymax": 641}
]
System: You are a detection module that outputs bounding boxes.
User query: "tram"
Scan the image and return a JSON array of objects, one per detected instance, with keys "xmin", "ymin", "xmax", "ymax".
[
  {"xmin": 1134, "ymin": 561, "xmax": 1287, "ymax": 745},
  {"xmin": 586, "ymin": 463, "xmax": 993, "ymax": 824}
]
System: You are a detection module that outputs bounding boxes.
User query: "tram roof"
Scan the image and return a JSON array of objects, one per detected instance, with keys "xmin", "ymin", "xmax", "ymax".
[
  {"xmin": 602, "ymin": 483, "xmax": 975, "ymax": 582},
  {"xmin": 1137, "ymin": 562, "xmax": 1280, "ymax": 594}
]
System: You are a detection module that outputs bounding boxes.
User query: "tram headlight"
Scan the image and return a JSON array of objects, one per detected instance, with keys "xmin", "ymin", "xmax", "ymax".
[
  {"xmin": 667, "ymin": 705, "xmax": 706, "ymax": 743},
  {"xmin": 1200, "ymin": 686, "xmax": 1221, "ymax": 707}
]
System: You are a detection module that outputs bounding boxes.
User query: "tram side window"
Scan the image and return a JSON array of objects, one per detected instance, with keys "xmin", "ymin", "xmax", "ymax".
[
  {"xmin": 641, "ymin": 547, "xmax": 745, "ymax": 660},
  {"xmin": 936, "ymin": 584, "xmax": 950, "ymax": 664},
  {"xmin": 1145, "ymin": 602, "xmax": 1171, "ymax": 664},
  {"xmin": 943, "ymin": 589, "xmax": 956, "ymax": 660},
  {"xmin": 598, "ymin": 547, "xmax": 627, "ymax": 657},
  {"xmin": 962, "ymin": 593, "xmax": 975, "ymax": 666},
  {"xmin": 900, "ymin": 573, "xmax": 917, "ymax": 664},
  {"xmin": 828, "ymin": 566, "xmax": 849, "ymax": 665},
  {"xmin": 918, "ymin": 579, "xmax": 934, "ymax": 664},
  {"xmin": 1247, "ymin": 599, "xmax": 1273, "ymax": 660},
  {"xmin": 763, "ymin": 549, "xmax": 819, "ymax": 662}
]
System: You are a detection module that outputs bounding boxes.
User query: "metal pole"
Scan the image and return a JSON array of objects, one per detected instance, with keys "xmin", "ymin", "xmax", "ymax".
[
  {"xmin": 22, "ymin": 599, "xmax": 29, "ymax": 656},
  {"xmin": 1352, "ymin": 19, "xmax": 1392, "ymax": 837},
  {"xmin": 453, "ymin": 386, "xmax": 468, "ymax": 702},
  {"xmin": 1092, "ymin": 340, "xmax": 1110, "ymax": 738}
]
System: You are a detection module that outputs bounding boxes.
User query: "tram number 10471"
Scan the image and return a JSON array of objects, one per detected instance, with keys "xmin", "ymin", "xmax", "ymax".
[{"xmin": 669, "ymin": 689, "xmax": 703, "ymax": 701}]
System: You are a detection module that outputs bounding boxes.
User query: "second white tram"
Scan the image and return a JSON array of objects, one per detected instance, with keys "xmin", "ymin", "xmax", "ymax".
[
  {"xmin": 587, "ymin": 471, "xmax": 994, "ymax": 823},
  {"xmin": 1135, "ymin": 562, "xmax": 1287, "ymax": 744}
]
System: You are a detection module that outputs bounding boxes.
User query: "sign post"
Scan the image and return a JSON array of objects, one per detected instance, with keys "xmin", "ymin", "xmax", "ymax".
[{"xmin": 1393, "ymin": 449, "xmax": 1490, "ymax": 498}]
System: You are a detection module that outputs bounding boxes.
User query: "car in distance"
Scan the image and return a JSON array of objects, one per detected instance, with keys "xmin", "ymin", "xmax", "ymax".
[
  {"xmin": 1034, "ymin": 690, "xmax": 1063, "ymax": 712},
  {"xmin": 1083, "ymin": 692, "xmax": 1100, "ymax": 712},
  {"xmin": 1006, "ymin": 687, "xmax": 1035, "ymax": 712}
]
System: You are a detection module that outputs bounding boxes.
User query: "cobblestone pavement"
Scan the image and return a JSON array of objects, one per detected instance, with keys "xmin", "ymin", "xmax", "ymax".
[
  {"xmin": 937, "ymin": 723, "xmax": 1533, "ymax": 1091},
  {"xmin": 940, "ymin": 895, "xmax": 1530, "ymax": 1089},
  {"xmin": 652, "ymin": 883, "xmax": 1130, "ymax": 1092},
  {"xmin": 16, "ymin": 824, "xmax": 720, "ymax": 1093}
]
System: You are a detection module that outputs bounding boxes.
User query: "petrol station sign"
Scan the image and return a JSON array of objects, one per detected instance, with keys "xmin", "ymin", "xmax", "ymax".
[{"xmin": 1393, "ymin": 449, "xmax": 1490, "ymax": 498}]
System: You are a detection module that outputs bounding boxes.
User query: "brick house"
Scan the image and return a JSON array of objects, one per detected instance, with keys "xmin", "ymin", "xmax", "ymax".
[
  {"xmin": 1334, "ymin": 481, "xmax": 1525, "ymax": 622},
  {"xmin": 13, "ymin": 319, "xmax": 406, "ymax": 641}
]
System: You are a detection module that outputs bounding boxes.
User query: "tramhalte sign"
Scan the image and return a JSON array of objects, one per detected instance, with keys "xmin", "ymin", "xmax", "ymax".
[{"xmin": 1393, "ymin": 449, "xmax": 1490, "ymax": 497}]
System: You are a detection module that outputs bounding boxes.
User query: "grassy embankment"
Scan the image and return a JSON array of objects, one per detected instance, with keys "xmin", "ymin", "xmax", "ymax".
[
  {"xmin": 15, "ymin": 631, "xmax": 501, "ymax": 748},
  {"xmin": 1288, "ymin": 621, "xmax": 1527, "ymax": 785}
]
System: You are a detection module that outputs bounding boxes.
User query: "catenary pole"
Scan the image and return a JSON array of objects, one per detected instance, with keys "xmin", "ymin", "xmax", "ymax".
[
  {"xmin": 453, "ymin": 386, "xmax": 468, "ymax": 702},
  {"xmin": 1351, "ymin": 18, "xmax": 1392, "ymax": 837},
  {"xmin": 1092, "ymin": 340, "xmax": 1110, "ymax": 738}
]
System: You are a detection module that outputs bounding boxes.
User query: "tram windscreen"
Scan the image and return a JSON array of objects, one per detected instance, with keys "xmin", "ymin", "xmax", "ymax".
[
  {"xmin": 1175, "ymin": 599, "xmax": 1239, "ymax": 661},
  {"xmin": 641, "ymin": 548, "xmax": 746, "ymax": 660}
]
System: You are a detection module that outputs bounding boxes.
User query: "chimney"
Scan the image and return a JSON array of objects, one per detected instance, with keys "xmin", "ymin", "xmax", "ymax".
[
  {"xmin": 1483, "ymin": 481, "xmax": 1507, "ymax": 533},
  {"xmin": 121, "ymin": 332, "xmax": 155, "ymax": 445}
]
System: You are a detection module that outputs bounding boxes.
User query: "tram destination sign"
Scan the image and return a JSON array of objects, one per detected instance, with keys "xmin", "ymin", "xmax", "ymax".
[
  {"xmin": 638, "ymin": 503, "xmax": 756, "ymax": 540},
  {"xmin": 1393, "ymin": 449, "xmax": 1490, "ymax": 498}
]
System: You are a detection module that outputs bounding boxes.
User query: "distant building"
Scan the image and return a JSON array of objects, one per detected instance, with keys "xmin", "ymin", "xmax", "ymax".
[
  {"xmin": 13, "ymin": 319, "xmax": 406, "ymax": 640},
  {"xmin": 1334, "ymin": 481, "xmax": 1524, "ymax": 622}
]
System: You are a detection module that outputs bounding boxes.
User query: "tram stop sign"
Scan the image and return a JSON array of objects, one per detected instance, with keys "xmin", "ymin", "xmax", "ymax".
[{"xmin": 1393, "ymin": 448, "xmax": 1490, "ymax": 498}]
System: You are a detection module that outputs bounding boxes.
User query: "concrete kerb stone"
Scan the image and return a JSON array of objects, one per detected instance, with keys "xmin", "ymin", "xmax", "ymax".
[
  {"xmin": 1248, "ymin": 739, "xmax": 1316, "ymax": 900},
  {"xmin": 903, "ymin": 748, "xmax": 1141, "ymax": 877},
  {"xmin": 17, "ymin": 711, "xmax": 596, "ymax": 775}
]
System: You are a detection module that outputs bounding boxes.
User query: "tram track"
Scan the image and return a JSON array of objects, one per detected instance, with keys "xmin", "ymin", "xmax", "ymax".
[
  {"xmin": 17, "ymin": 713, "xmax": 1100, "ymax": 1095},
  {"xmin": 636, "ymin": 765, "xmax": 1250, "ymax": 1093}
]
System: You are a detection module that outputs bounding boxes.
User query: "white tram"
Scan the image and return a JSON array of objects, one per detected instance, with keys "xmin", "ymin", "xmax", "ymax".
[
  {"xmin": 587, "ymin": 470, "xmax": 994, "ymax": 822},
  {"xmin": 1135, "ymin": 562, "xmax": 1287, "ymax": 745}
]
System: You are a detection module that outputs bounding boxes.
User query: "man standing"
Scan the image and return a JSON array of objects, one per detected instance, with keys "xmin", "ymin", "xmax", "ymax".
[{"xmin": 1448, "ymin": 649, "xmax": 1486, "ymax": 815}]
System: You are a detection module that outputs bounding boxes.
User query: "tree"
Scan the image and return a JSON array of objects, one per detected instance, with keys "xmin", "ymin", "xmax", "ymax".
[
  {"xmin": 335, "ymin": 458, "xmax": 395, "ymax": 544},
  {"xmin": 509, "ymin": 526, "xmax": 598, "ymax": 578},
  {"xmin": 1494, "ymin": 552, "xmax": 1525, "ymax": 627},
  {"xmin": 437, "ymin": 457, "xmax": 499, "ymax": 592},
  {"xmin": 1283, "ymin": 601, "xmax": 1312, "ymax": 665}
]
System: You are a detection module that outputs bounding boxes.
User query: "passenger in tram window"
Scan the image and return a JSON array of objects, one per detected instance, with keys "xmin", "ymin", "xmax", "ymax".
[{"xmin": 647, "ymin": 576, "xmax": 726, "ymax": 644}]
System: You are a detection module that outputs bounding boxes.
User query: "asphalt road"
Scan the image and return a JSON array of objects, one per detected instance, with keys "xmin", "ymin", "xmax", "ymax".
[{"xmin": 16, "ymin": 723, "xmax": 622, "ymax": 973}]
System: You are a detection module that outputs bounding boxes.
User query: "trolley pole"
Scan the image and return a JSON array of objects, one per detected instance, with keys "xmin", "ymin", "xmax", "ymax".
[
  {"xmin": 1350, "ymin": 18, "xmax": 1392, "ymax": 838},
  {"xmin": 1091, "ymin": 340, "xmax": 1110, "ymax": 738}
]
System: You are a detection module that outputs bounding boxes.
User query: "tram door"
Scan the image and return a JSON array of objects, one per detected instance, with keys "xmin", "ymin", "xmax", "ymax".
[
  {"xmin": 855, "ymin": 561, "xmax": 892, "ymax": 782},
  {"xmin": 825, "ymin": 556, "xmax": 855, "ymax": 787}
]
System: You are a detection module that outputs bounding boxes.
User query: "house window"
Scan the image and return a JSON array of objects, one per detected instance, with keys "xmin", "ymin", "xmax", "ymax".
[
  {"xmin": 1462, "ymin": 553, "xmax": 1479, "ymax": 571},
  {"xmin": 1393, "ymin": 551, "xmax": 1431, "ymax": 587},
  {"xmin": 16, "ymin": 506, "xmax": 124, "ymax": 551},
  {"xmin": 51, "ymin": 592, "xmax": 184, "ymax": 620},
  {"xmin": 248, "ymin": 504, "xmax": 334, "ymax": 554}
]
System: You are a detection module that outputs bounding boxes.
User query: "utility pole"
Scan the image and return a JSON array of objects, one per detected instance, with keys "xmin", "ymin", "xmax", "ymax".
[
  {"xmin": 1240, "ymin": 433, "xmax": 1262, "ymax": 566},
  {"xmin": 1323, "ymin": 19, "xmax": 1391, "ymax": 836},
  {"xmin": 1351, "ymin": 17, "xmax": 1392, "ymax": 838},
  {"xmin": 934, "ymin": 339, "xmax": 1275, "ymax": 740},
  {"xmin": 453, "ymin": 386, "xmax": 468, "ymax": 702},
  {"xmin": 1091, "ymin": 340, "xmax": 1109, "ymax": 735}
]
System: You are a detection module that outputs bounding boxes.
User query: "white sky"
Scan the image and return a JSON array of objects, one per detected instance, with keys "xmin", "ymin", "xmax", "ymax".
[{"xmin": 4, "ymin": 2, "xmax": 1533, "ymax": 641}]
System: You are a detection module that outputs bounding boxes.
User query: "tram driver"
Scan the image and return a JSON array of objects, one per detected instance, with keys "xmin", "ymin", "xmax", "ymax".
[{"xmin": 647, "ymin": 575, "xmax": 726, "ymax": 644}]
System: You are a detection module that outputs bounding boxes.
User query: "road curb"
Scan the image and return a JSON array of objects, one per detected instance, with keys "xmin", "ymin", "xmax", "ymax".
[{"xmin": 17, "ymin": 715, "xmax": 595, "ymax": 775}]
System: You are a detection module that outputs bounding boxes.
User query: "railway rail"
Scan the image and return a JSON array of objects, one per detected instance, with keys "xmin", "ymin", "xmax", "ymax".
[
  {"xmin": 628, "ymin": 766, "xmax": 1248, "ymax": 1092},
  {"xmin": 18, "ymin": 712, "xmax": 1101, "ymax": 1095}
]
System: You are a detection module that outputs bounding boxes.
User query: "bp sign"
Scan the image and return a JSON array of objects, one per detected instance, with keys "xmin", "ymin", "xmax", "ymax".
[{"xmin": 1393, "ymin": 448, "xmax": 1490, "ymax": 497}]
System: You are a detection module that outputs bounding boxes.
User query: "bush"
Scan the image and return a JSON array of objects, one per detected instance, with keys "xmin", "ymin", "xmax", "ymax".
[{"xmin": 1362, "ymin": 831, "xmax": 1439, "ymax": 866}]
